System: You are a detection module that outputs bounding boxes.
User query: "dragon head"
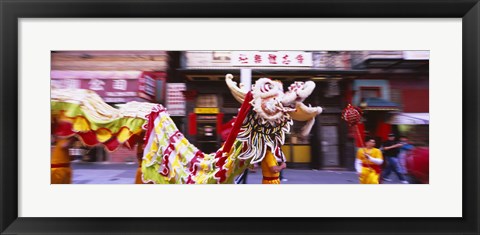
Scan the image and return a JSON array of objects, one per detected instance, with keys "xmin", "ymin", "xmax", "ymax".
[{"xmin": 225, "ymin": 74, "xmax": 322, "ymax": 126}]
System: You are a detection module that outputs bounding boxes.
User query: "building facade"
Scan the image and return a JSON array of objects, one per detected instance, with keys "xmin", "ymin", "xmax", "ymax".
[
  {"xmin": 52, "ymin": 50, "xmax": 429, "ymax": 169},
  {"xmin": 176, "ymin": 51, "xmax": 368, "ymax": 170},
  {"xmin": 349, "ymin": 51, "xmax": 429, "ymax": 147},
  {"xmin": 51, "ymin": 50, "xmax": 169, "ymax": 162}
]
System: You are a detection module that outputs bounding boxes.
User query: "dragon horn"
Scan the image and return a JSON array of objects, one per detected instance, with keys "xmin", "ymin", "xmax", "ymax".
[
  {"xmin": 225, "ymin": 74, "xmax": 246, "ymax": 103},
  {"xmin": 288, "ymin": 102, "xmax": 323, "ymax": 122}
]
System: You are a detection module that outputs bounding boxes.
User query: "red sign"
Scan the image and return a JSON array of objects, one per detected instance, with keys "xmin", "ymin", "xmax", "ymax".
[
  {"xmin": 51, "ymin": 78, "xmax": 139, "ymax": 103},
  {"xmin": 51, "ymin": 70, "xmax": 165, "ymax": 103},
  {"xmin": 139, "ymin": 72, "xmax": 166, "ymax": 102}
]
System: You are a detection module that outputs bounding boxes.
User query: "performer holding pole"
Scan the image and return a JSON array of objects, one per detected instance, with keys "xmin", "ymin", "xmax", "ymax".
[
  {"xmin": 355, "ymin": 137, "xmax": 384, "ymax": 184},
  {"xmin": 342, "ymin": 104, "xmax": 383, "ymax": 184}
]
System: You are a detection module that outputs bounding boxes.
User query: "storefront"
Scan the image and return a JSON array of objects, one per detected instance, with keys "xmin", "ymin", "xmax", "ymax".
[
  {"xmin": 348, "ymin": 50, "xmax": 429, "ymax": 148},
  {"xmin": 192, "ymin": 107, "xmax": 222, "ymax": 154},
  {"xmin": 179, "ymin": 51, "xmax": 362, "ymax": 169},
  {"xmin": 389, "ymin": 112, "xmax": 430, "ymax": 146},
  {"xmin": 51, "ymin": 70, "xmax": 164, "ymax": 103},
  {"xmin": 51, "ymin": 70, "xmax": 166, "ymax": 162}
]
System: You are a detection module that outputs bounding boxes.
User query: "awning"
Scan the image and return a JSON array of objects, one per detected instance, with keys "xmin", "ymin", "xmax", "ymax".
[
  {"xmin": 389, "ymin": 113, "xmax": 429, "ymax": 125},
  {"xmin": 362, "ymin": 97, "xmax": 399, "ymax": 111}
]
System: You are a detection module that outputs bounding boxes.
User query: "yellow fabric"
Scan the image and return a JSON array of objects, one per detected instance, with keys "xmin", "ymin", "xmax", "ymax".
[
  {"xmin": 261, "ymin": 150, "xmax": 280, "ymax": 184},
  {"xmin": 55, "ymin": 110, "xmax": 145, "ymax": 137},
  {"xmin": 356, "ymin": 148, "xmax": 383, "ymax": 184},
  {"xmin": 359, "ymin": 167, "xmax": 380, "ymax": 184},
  {"xmin": 51, "ymin": 139, "xmax": 72, "ymax": 184},
  {"xmin": 356, "ymin": 147, "xmax": 383, "ymax": 164},
  {"xmin": 96, "ymin": 128, "xmax": 112, "ymax": 142},
  {"xmin": 51, "ymin": 139, "xmax": 71, "ymax": 164},
  {"xmin": 73, "ymin": 116, "xmax": 90, "ymax": 132},
  {"xmin": 51, "ymin": 168, "xmax": 72, "ymax": 184},
  {"xmin": 52, "ymin": 101, "xmax": 147, "ymax": 148},
  {"xmin": 117, "ymin": 127, "xmax": 133, "ymax": 143}
]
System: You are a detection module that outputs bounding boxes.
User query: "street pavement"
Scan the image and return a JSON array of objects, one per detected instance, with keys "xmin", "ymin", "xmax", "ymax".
[{"xmin": 71, "ymin": 161, "xmax": 408, "ymax": 184}]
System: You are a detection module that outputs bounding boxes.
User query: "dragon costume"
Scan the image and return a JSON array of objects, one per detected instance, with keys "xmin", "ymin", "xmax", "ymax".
[
  {"xmin": 51, "ymin": 74, "xmax": 322, "ymax": 184},
  {"xmin": 141, "ymin": 74, "xmax": 322, "ymax": 184},
  {"xmin": 51, "ymin": 88, "xmax": 157, "ymax": 184}
]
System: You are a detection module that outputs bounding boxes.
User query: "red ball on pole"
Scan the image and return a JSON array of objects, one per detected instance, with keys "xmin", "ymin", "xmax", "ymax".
[{"xmin": 342, "ymin": 104, "xmax": 364, "ymax": 147}]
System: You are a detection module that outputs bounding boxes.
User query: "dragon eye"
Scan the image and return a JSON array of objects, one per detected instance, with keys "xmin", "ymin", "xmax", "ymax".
[{"xmin": 261, "ymin": 83, "xmax": 273, "ymax": 93}]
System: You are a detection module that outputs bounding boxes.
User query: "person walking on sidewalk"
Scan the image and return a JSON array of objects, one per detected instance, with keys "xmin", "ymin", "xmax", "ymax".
[
  {"xmin": 355, "ymin": 137, "xmax": 384, "ymax": 184},
  {"xmin": 279, "ymin": 169, "xmax": 288, "ymax": 182},
  {"xmin": 381, "ymin": 133, "xmax": 409, "ymax": 184},
  {"xmin": 397, "ymin": 135, "xmax": 414, "ymax": 177}
]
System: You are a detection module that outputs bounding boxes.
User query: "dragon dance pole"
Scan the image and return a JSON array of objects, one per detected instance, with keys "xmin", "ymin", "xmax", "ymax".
[
  {"xmin": 220, "ymin": 91, "xmax": 253, "ymax": 155},
  {"xmin": 355, "ymin": 125, "xmax": 365, "ymax": 149},
  {"xmin": 341, "ymin": 104, "xmax": 377, "ymax": 172}
]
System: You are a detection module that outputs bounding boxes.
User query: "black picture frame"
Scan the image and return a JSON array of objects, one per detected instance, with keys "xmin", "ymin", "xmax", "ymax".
[{"xmin": 1, "ymin": 0, "xmax": 478, "ymax": 234}]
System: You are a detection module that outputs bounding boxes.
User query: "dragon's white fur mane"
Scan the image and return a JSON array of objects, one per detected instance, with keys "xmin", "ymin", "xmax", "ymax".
[{"xmin": 225, "ymin": 74, "xmax": 323, "ymax": 163}]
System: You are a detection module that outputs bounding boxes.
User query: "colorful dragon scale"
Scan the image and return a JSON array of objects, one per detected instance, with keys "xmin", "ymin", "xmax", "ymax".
[
  {"xmin": 50, "ymin": 74, "xmax": 323, "ymax": 184},
  {"xmin": 51, "ymin": 88, "xmax": 158, "ymax": 151},
  {"xmin": 141, "ymin": 107, "xmax": 250, "ymax": 184}
]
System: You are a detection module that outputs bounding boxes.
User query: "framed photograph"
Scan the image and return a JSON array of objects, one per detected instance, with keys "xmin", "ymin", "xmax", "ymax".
[{"xmin": 1, "ymin": 0, "xmax": 478, "ymax": 234}]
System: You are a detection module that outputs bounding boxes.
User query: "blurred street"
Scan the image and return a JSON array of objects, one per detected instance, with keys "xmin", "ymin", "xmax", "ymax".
[
  {"xmin": 52, "ymin": 50, "xmax": 429, "ymax": 185},
  {"xmin": 72, "ymin": 162, "xmax": 407, "ymax": 184}
]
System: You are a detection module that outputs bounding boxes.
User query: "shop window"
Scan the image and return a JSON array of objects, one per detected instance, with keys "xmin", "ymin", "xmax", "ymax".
[
  {"xmin": 360, "ymin": 87, "xmax": 381, "ymax": 99},
  {"xmin": 196, "ymin": 94, "xmax": 218, "ymax": 108}
]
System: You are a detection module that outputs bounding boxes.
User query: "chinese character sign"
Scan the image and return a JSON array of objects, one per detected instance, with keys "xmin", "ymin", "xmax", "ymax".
[
  {"xmin": 231, "ymin": 51, "xmax": 312, "ymax": 66},
  {"xmin": 112, "ymin": 79, "xmax": 127, "ymax": 91},
  {"xmin": 88, "ymin": 79, "xmax": 106, "ymax": 91},
  {"xmin": 52, "ymin": 78, "xmax": 139, "ymax": 103},
  {"xmin": 51, "ymin": 79, "xmax": 81, "ymax": 89}
]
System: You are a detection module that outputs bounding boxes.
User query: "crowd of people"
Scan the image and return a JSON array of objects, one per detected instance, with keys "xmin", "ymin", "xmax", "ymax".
[
  {"xmin": 355, "ymin": 133, "xmax": 414, "ymax": 184},
  {"xmin": 236, "ymin": 133, "xmax": 415, "ymax": 185}
]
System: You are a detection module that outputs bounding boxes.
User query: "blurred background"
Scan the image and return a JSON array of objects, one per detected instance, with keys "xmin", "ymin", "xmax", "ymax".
[{"xmin": 51, "ymin": 50, "xmax": 429, "ymax": 184}]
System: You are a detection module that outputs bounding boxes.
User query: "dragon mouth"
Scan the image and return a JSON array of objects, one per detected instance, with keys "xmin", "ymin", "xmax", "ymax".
[
  {"xmin": 261, "ymin": 101, "xmax": 280, "ymax": 116},
  {"xmin": 259, "ymin": 98, "xmax": 297, "ymax": 119},
  {"xmin": 261, "ymin": 94, "xmax": 279, "ymax": 99}
]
